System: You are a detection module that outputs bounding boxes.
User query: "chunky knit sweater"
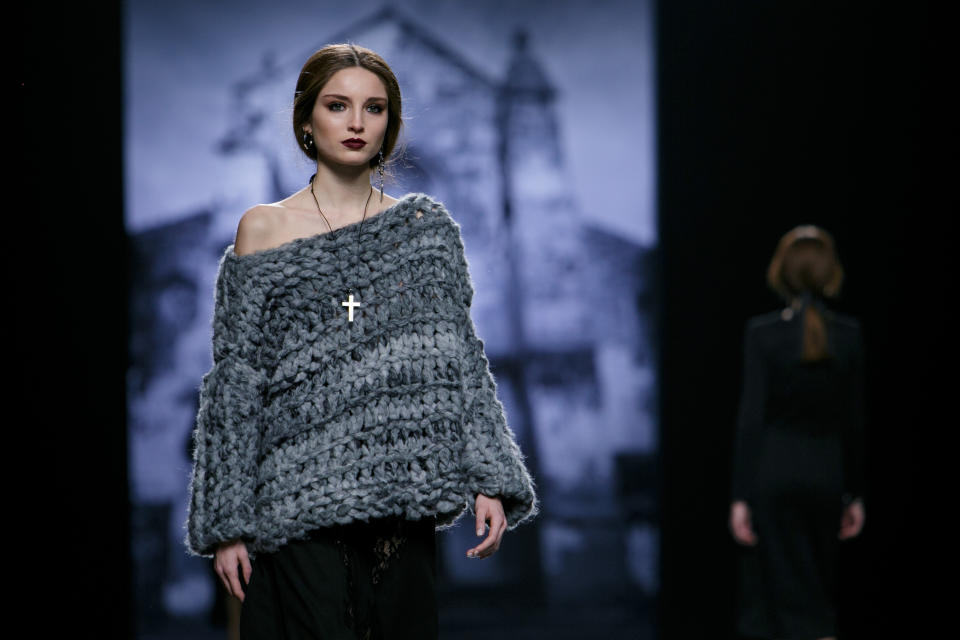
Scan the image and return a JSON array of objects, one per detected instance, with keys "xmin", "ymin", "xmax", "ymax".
[{"xmin": 184, "ymin": 192, "xmax": 539, "ymax": 558}]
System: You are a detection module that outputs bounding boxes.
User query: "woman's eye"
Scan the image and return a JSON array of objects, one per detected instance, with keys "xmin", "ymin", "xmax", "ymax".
[{"xmin": 327, "ymin": 103, "xmax": 383, "ymax": 113}]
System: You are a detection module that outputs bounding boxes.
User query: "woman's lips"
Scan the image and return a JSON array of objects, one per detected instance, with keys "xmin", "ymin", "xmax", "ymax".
[{"xmin": 342, "ymin": 140, "xmax": 366, "ymax": 149}]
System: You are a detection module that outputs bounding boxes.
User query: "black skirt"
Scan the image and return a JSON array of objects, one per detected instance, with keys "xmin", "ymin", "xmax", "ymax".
[
  {"xmin": 240, "ymin": 514, "xmax": 438, "ymax": 640},
  {"xmin": 736, "ymin": 430, "xmax": 845, "ymax": 640}
]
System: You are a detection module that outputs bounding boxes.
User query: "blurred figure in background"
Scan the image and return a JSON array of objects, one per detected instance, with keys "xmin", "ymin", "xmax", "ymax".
[{"xmin": 729, "ymin": 225, "xmax": 866, "ymax": 640}]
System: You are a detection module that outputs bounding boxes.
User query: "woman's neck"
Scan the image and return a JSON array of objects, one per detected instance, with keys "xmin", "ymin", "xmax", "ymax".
[
  {"xmin": 309, "ymin": 162, "xmax": 374, "ymax": 210},
  {"xmin": 789, "ymin": 292, "xmax": 825, "ymax": 310}
]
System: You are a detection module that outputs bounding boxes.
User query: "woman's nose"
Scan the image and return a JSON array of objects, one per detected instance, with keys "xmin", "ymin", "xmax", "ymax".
[{"xmin": 349, "ymin": 113, "xmax": 364, "ymax": 132}]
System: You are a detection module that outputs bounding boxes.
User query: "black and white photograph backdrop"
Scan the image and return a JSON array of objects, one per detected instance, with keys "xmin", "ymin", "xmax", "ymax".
[
  {"xmin": 19, "ymin": 0, "xmax": 950, "ymax": 638},
  {"xmin": 125, "ymin": 1, "xmax": 656, "ymax": 637}
]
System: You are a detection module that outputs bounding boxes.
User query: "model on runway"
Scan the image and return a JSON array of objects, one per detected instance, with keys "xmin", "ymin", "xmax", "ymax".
[
  {"xmin": 184, "ymin": 43, "xmax": 539, "ymax": 640},
  {"xmin": 730, "ymin": 225, "xmax": 866, "ymax": 640}
]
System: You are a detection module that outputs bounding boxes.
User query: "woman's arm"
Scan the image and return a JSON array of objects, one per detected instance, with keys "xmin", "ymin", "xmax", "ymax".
[
  {"xmin": 184, "ymin": 243, "xmax": 267, "ymax": 559},
  {"xmin": 449, "ymin": 229, "xmax": 539, "ymax": 532},
  {"xmin": 838, "ymin": 321, "xmax": 867, "ymax": 539},
  {"xmin": 843, "ymin": 320, "xmax": 867, "ymax": 504},
  {"xmin": 730, "ymin": 321, "xmax": 767, "ymax": 545},
  {"xmin": 457, "ymin": 302, "xmax": 539, "ymax": 529},
  {"xmin": 730, "ymin": 321, "xmax": 768, "ymax": 506}
]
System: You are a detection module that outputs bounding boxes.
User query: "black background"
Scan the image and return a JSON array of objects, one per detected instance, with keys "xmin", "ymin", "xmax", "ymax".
[
  {"xmin": 20, "ymin": 1, "xmax": 951, "ymax": 637},
  {"xmin": 658, "ymin": 1, "xmax": 952, "ymax": 638}
]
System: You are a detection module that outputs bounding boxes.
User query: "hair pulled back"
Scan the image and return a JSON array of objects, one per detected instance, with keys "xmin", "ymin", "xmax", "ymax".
[
  {"xmin": 767, "ymin": 225, "xmax": 845, "ymax": 361},
  {"xmin": 293, "ymin": 43, "xmax": 404, "ymax": 175}
]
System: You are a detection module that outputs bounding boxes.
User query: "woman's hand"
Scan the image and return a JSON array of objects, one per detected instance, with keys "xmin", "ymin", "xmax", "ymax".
[
  {"xmin": 215, "ymin": 538, "xmax": 252, "ymax": 602},
  {"xmin": 466, "ymin": 494, "xmax": 507, "ymax": 559},
  {"xmin": 729, "ymin": 500, "xmax": 758, "ymax": 546},
  {"xmin": 839, "ymin": 499, "xmax": 866, "ymax": 540}
]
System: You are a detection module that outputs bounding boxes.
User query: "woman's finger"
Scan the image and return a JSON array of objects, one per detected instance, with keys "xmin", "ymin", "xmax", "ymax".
[
  {"xmin": 240, "ymin": 547, "xmax": 253, "ymax": 586},
  {"xmin": 467, "ymin": 527, "xmax": 496, "ymax": 558},
  {"xmin": 480, "ymin": 520, "xmax": 507, "ymax": 557},
  {"xmin": 221, "ymin": 561, "xmax": 234, "ymax": 597},
  {"xmin": 475, "ymin": 508, "xmax": 488, "ymax": 538},
  {"xmin": 471, "ymin": 530, "xmax": 498, "ymax": 558},
  {"xmin": 734, "ymin": 521, "xmax": 757, "ymax": 546},
  {"xmin": 218, "ymin": 554, "xmax": 243, "ymax": 602},
  {"xmin": 468, "ymin": 515, "xmax": 506, "ymax": 558},
  {"xmin": 734, "ymin": 525, "xmax": 746, "ymax": 545},
  {"xmin": 227, "ymin": 562, "xmax": 245, "ymax": 602},
  {"xmin": 215, "ymin": 564, "xmax": 230, "ymax": 595}
]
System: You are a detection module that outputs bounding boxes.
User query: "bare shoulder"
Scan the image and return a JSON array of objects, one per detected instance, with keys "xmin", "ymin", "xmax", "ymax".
[{"xmin": 234, "ymin": 204, "xmax": 285, "ymax": 257}]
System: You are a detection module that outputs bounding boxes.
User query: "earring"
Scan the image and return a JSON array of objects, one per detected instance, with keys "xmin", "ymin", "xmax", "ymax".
[
  {"xmin": 302, "ymin": 130, "xmax": 314, "ymax": 151},
  {"xmin": 378, "ymin": 148, "xmax": 385, "ymax": 201}
]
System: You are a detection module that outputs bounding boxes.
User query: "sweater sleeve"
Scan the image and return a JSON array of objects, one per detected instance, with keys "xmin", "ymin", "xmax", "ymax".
[
  {"xmin": 730, "ymin": 320, "xmax": 767, "ymax": 503},
  {"xmin": 452, "ymin": 236, "xmax": 539, "ymax": 530},
  {"xmin": 184, "ymin": 248, "xmax": 266, "ymax": 558}
]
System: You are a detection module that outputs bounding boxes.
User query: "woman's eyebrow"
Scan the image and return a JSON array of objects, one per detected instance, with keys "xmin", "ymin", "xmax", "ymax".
[{"xmin": 321, "ymin": 94, "xmax": 387, "ymax": 102}]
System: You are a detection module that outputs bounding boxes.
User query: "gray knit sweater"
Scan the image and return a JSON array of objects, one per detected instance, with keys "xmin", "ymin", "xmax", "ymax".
[{"xmin": 184, "ymin": 192, "xmax": 539, "ymax": 559}]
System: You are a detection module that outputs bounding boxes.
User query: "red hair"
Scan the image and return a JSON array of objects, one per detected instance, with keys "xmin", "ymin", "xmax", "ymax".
[
  {"xmin": 767, "ymin": 226, "xmax": 845, "ymax": 361},
  {"xmin": 293, "ymin": 43, "xmax": 404, "ymax": 176}
]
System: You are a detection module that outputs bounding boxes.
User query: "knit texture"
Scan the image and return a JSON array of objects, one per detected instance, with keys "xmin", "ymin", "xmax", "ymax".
[{"xmin": 185, "ymin": 193, "xmax": 539, "ymax": 558}]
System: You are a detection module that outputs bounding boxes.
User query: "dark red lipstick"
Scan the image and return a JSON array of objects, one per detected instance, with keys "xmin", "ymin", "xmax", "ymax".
[{"xmin": 342, "ymin": 138, "xmax": 366, "ymax": 149}]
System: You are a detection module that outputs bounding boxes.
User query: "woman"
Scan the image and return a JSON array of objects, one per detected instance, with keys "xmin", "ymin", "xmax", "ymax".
[
  {"xmin": 729, "ymin": 226, "xmax": 866, "ymax": 640},
  {"xmin": 184, "ymin": 44, "xmax": 539, "ymax": 639}
]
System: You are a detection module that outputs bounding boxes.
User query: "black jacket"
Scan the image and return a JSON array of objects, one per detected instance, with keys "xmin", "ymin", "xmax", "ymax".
[{"xmin": 731, "ymin": 306, "xmax": 866, "ymax": 504}]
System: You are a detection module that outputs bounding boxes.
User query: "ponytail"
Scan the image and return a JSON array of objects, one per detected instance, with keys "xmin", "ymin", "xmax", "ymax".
[
  {"xmin": 801, "ymin": 303, "xmax": 829, "ymax": 361},
  {"xmin": 767, "ymin": 225, "xmax": 844, "ymax": 363}
]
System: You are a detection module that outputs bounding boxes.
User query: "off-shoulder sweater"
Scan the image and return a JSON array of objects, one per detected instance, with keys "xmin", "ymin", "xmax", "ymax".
[{"xmin": 184, "ymin": 193, "xmax": 539, "ymax": 559}]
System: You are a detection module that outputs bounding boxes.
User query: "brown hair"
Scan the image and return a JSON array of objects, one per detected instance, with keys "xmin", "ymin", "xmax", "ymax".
[
  {"xmin": 767, "ymin": 225, "xmax": 845, "ymax": 361},
  {"xmin": 293, "ymin": 44, "xmax": 404, "ymax": 178}
]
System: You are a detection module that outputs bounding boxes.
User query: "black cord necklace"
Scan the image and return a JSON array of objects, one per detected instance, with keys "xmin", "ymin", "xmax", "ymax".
[{"xmin": 309, "ymin": 175, "xmax": 373, "ymax": 323}]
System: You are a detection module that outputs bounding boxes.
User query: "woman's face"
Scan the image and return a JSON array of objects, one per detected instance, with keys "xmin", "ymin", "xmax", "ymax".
[{"xmin": 305, "ymin": 66, "xmax": 389, "ymax": 169}]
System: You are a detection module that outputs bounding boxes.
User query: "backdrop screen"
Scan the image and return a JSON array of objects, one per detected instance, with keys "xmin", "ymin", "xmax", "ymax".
[{"xmin": 125, "ymin": 1, "xmax": 657, "ymax": 636}]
